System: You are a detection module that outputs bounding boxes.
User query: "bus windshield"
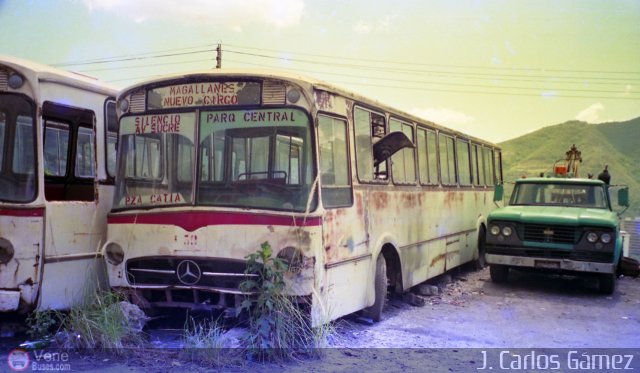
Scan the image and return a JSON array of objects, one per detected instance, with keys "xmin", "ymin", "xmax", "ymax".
[
  {"xmin": 510, "ymin": 182, "xmax": 608, "ymax": 209},
  {"xmin": 198, "ymin": 108, "xmax": 316, "ymax": 212},
  {"xmin": 0, "ymin": 94, "xmax": 36, "ymax": 203},
  {"xmin": 114, "ymin": 113, "xmax": 195, "ymax": 208}
]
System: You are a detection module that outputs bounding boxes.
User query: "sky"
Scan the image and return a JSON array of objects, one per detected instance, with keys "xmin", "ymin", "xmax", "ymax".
[{"xmin": 1, "ymin": 0, "xmax": 639, "ymax": 143}]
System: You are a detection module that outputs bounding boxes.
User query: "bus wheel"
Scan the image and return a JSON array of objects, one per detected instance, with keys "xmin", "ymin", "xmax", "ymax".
[
  {"xmin": 489, "ymin": 264, "xmax": 509, "ymax": 283},
  {"xmin": 599, "ymin": 273, "xmax": 616, "ymax": 295},
  {"xmin": 473, "ymin": 227, "xmax": 487, "ymax": 270},
  {"xmin": 363, "ymin": 255, "xmax": 388, "ymax": 322}
]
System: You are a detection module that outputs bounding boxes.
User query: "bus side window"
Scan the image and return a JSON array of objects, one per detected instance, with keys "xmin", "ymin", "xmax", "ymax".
[
  {"xmin": 105, "ymin": 100, "xmax": 118, "ymax": 179},
  {"xmin": 43, "ymin": 102, "xmax": 96, "ymax": 202},
  {"xmin": 319, "ymin": 115, "xmax": 352, "ymax": 208},
  {"xmin": 438, "ymin": 133, "xmax": 457, "ymax": 185},
  {"xmin": 354, "ymin": 107, "xmax": 387, "ymax": 182}
]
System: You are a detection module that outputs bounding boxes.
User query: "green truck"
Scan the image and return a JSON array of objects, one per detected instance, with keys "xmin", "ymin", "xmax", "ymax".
[{"xmin": 485, "ymin": 177, "xmax": 629, "ymax": 294}]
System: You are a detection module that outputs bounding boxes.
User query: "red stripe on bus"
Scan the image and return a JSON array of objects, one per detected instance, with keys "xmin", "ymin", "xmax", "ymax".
[
  {"xmin": 107, "ymin": 211, "xmax": 322, "ymax": 232},
  {"xmin": 0, "ymin": 207, "xmax": 45, "ymax": 217}
]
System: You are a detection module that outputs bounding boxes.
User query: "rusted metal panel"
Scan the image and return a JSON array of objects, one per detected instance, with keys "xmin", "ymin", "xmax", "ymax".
[{"xmin": 0, "ymin": 208, "xmax": 44, "ymax": 311}]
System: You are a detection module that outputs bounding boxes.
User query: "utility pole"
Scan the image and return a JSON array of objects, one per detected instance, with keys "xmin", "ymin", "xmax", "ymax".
[{"xmin": 216, "ymin": 43, "xmax": 222, "ymax": 69}]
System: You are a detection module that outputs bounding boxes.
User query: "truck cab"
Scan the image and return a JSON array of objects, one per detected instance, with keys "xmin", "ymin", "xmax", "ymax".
[{"xmin": 485, "ymin": 177, "xmax": 629, "ymax": 294}]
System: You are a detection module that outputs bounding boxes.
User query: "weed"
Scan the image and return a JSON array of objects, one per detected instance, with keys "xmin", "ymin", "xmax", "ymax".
[
  {"xmin": 180, "ymin": 316, "xmax": 229, "ymax": 365},
  {"xmin": 60, "ymin": 290, "xmax": 145, "ymax": 351},
  {"xmin": 26, "ymin": 310, "xmax": 59, "ymax": 340},
  {"xmin": 238, "ymin": 241, "xmax": 334, "ymax": 361}
]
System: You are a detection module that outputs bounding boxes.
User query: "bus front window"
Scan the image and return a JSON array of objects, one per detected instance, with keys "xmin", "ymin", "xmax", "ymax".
[
  {"xmin": 0, "ymin": 94, "xmax": 36, "ymax": 203},
  {"xmin": 114, "ymin": 113, "xmax": 195, "ymax": 208},
  {"xmin": 198, "ymin": 108, "xmax": 316, "ymax": 212}
]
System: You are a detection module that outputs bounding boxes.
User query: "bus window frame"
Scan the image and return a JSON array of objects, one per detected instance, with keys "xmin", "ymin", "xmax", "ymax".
[
  {"xmin": 104, "ymin": 98, "xmax": 117, "ymax": 182},
  {"xmin": 389, "ymin": 116, "xmax": 417, "ymax": 186},
  {"xmin": 0, "ymin": 93, "xmax": 38, "ymax": 203},
  {"xmin": 455, "ymin": 137, "xmax": 472, "ymax": 187},
  {"xmin": 352, "ymin": 104, "xmax": 389, "ymax": 185},
  {"xmin": 416, "ymin": 125, "xmax": 440, "ymax": 187},
  {"xmin": 317, "ymin": 112, "xmax": 353, "ymax": 209},
  {"xmin": 438, "ymin": 132, "xmax": 458, "ymax": 187}
]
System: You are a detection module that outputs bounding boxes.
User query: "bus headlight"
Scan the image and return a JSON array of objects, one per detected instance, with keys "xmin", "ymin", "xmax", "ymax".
[
  {"xmin": 277, "ymin": 247, "xmax": 304, "ymax": 274},
  {"xmin": 600, "ymin": 233, "xmax": 612, "ymax": 244},
  {"xmin": 0, "ymin": 238, "xmax": 14, "ymax": 264},
  {"xmin": 586, "ymin": 232, "xmax": 598, "ymax": 243},
  {"xmin": 8, "ymin": 73, "xmax": 24, "ymax": 89},
  {"xmin": 502, "ymin": 226, "xmax": 513, "ymax": 237},
  {"xmin": 118, "ymin": 98, "xmax": 129, "ymax": 113},
  {"xmin": 105, "ymin": 242, "xmax": 125, "ymax": 265},
  {"xmin": 490, "ymin": 225, "xmax": 501, "ymax": 236}
]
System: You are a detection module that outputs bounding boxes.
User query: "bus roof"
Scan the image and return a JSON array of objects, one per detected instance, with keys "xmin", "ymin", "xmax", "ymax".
[
  {"xmin": 0, "ymin": 54, "xmax": 118, "ymax": 96},
  {"xmin": 118, "ymin": 68, "xmax": 499, "ymax": 148},
  {"xmin": 515, "ymin": 177, "xmax": 606, "ymax": 185}
]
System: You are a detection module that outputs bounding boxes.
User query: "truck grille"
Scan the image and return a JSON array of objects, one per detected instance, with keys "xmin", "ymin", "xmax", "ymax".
[
  {"xmin": 126, "ymin": 257, "xmax": 256, "ymax": 291},
  {"xmin": 522, "ymin": 224, "xmax": 577, "ymax": 244}
]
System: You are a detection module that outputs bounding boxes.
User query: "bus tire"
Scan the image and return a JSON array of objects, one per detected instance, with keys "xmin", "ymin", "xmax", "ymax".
[
  {"xmin": 490, "ymin": 264, "xmax": 509, "ymax": 283},
  {"xmin": 473, "ymin": 227, "xmax": 487, "ymax": 270},
  {"xmin": 599, "ymin": 273, "xmax": 616, "ymax": 295},
  {"xmin": 363, "ymin": 254, "xmax": 387, "ymax": 322}
]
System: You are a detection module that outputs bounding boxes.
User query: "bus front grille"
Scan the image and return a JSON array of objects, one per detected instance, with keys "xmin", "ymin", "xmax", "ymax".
[{"xmin": 125, "ymin": 257, "xmax": 255, "ymax": 291}]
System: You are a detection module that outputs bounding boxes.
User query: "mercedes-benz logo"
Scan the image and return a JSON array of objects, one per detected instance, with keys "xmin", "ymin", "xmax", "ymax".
[{"xmin": 176, "ymin": 260, "xmax": 201, "ymax": 285}]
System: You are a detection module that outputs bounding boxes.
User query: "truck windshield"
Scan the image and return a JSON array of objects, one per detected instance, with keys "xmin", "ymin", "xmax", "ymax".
[
  {"xmin": 510, "ymin": 182, "xmax": 608, "ymax": 209},
  {"xmin": 0, "ymin": 94, "xmax": 37, "ymax": 203}
]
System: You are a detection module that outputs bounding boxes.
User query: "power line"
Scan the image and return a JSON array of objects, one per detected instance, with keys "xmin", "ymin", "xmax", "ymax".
[
  {"xmin": 224, "ymin": 43, "xmax": 640, "ymax": 75},
  {"xmin": 222, "ymin": 58, "xmax": 638, "ymax": 96},
  {"xmin": 223, "ymin": 48, "xmax": 640, "ymax": 83},
  {"xmin": 222, "ymin": 58, "xmax": 640, "ymax": 100}
]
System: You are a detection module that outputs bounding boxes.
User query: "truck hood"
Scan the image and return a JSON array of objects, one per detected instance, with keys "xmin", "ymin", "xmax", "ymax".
[{"xmin": 488, "ymin": 205, "xmax": 618, "ymax": 228}]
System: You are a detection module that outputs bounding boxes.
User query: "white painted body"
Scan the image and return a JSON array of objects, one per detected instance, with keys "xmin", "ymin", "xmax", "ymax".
[
  {"xmin": 106, "ymin": 70, "xmax": 501, "ymax": 325},
  {"xmin": 0, "ymin": 55, "xmax": 117, "ymax": 312}
]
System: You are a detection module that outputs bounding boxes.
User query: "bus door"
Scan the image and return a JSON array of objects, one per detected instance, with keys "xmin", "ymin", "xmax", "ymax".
[
  {"xmin": 37, "ymin": 103, "xmax": 106, "ymax": 310},
  {"xmin": 0, "ymin": 94, "xmax": 43, "ymax": 312}
]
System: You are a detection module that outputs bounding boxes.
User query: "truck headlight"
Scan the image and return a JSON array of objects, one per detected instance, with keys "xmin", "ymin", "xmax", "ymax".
[
  {"xmin": 586, "ymin": 232, "xmax": 598, "ymax": 243},
  {"xmin": 600, "ymin": 233, "xmax": 612, "ymax": 244},
  {"xmin": 502, "ymin": 226, "xmax": 513, "ymax": 237},
  {"xmin": 490, "ymin": 225, "xmax": 501, "ymax": 236}
]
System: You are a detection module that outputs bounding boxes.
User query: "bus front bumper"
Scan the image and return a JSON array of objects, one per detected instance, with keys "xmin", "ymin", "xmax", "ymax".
[
  {"xmin": 486, "ymin": 254, "xmax": 616, "ymax": 274},
  {"xmin": 0, "ymin": 290, "xmax": 21, "ymax": 312}
]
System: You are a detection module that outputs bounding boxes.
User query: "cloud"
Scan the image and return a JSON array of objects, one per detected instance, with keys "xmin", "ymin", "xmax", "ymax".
[
  {"xmin": 409, "ymin": 107, "xmax": 474, "ymax": 126},
  {"xmin": 353, "ymin": 16, "xmax": 395, "ymax": 34},
  {"xmin": 575, "ymin": 103, "xmax": 604, "ymax": 123},
  {"xmin": 80, "ymin": 0, "xmax": 304, "ymax": 28}
]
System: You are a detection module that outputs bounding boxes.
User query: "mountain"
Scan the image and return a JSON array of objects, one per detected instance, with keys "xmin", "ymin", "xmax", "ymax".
[{"xmin": 498, "ymin": 117, "xmax": 640, "ymax": 217}]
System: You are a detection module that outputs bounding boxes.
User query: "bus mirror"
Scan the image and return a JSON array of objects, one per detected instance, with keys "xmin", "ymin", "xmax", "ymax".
[
  {"xmin": 618, "ymin": 187, "xmax": 629, "ymax": 207},
  {"xmin": 493, "ymin": 184, "xmax": 504, "ymax": 203}
]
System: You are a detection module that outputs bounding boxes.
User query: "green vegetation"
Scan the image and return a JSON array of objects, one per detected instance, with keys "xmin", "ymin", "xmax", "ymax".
[
  {"xmin": 499, "ymin": 117, "xmax": 640, "ymax": 216},
  {"xmin": 60, "ymin": 290, "xmax": 145, "ymax": 350},
  {"xmin": 238, "ymin": 241, "xmax": 331, "ymax": 361},
  {"xmin": 26, "ymin": 310, "xmax": 58, "ymax": 340}
]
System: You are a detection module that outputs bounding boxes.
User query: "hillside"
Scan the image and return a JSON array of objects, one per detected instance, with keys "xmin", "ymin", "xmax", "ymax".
[{"xmin": 498, "ymin": 117, "xmax": 640, "ymax": 217}]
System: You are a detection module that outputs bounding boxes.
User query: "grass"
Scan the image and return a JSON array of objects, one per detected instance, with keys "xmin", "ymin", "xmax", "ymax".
[{"xmin": 238, "ymin": 241, "xmax": 337, "ymax": 362}]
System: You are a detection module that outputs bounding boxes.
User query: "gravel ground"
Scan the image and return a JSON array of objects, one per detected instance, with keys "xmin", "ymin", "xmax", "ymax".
[{"xmin": 2, "ymin": 266, "xmax": 639, "ymax": 372}]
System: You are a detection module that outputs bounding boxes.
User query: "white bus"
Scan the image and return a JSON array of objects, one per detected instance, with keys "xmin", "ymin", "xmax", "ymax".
[
  {"xmin": 105, "ymin": 70, "xmax": 502, "ymax": 325},
  {"xmin": 0, "ymin": 55, "xmax": 118, "ymax": 312}
]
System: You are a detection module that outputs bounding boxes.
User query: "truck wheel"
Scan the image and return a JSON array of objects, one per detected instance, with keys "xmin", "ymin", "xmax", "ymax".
[
  {"xmin": 490, "ymin": 264, "xmax": 509, "ymax": 283},
  {"xmin": 362, "ymin": 254, "xmax": 388, "ymax": 322},
  {"xmin": 473, "ymin": 227, "xmax": 487, "ymax": 270},
  {"xmin": 599, "ymin": 273, "xmax": 616, "ymax": 295}
]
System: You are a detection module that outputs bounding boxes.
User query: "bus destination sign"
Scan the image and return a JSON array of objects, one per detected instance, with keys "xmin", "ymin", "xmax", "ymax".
[{"xmin": 148, "ymin": 81, "xmax": 261, "ymax": 109}]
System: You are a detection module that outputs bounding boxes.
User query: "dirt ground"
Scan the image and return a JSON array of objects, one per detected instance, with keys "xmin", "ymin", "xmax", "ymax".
[{"xmin": 2, "ymin": 266, "xmax": 639, "ymax": 372}]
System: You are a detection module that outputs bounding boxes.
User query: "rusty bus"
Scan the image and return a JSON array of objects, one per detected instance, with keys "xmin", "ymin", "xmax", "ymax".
[
  {"xmin": 0, "ymin": 55, "xmax": 118, "ymax": 312},
  {"xmin": 104, "ymin": 70, "xmax": 502, "ymax": 325}
]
